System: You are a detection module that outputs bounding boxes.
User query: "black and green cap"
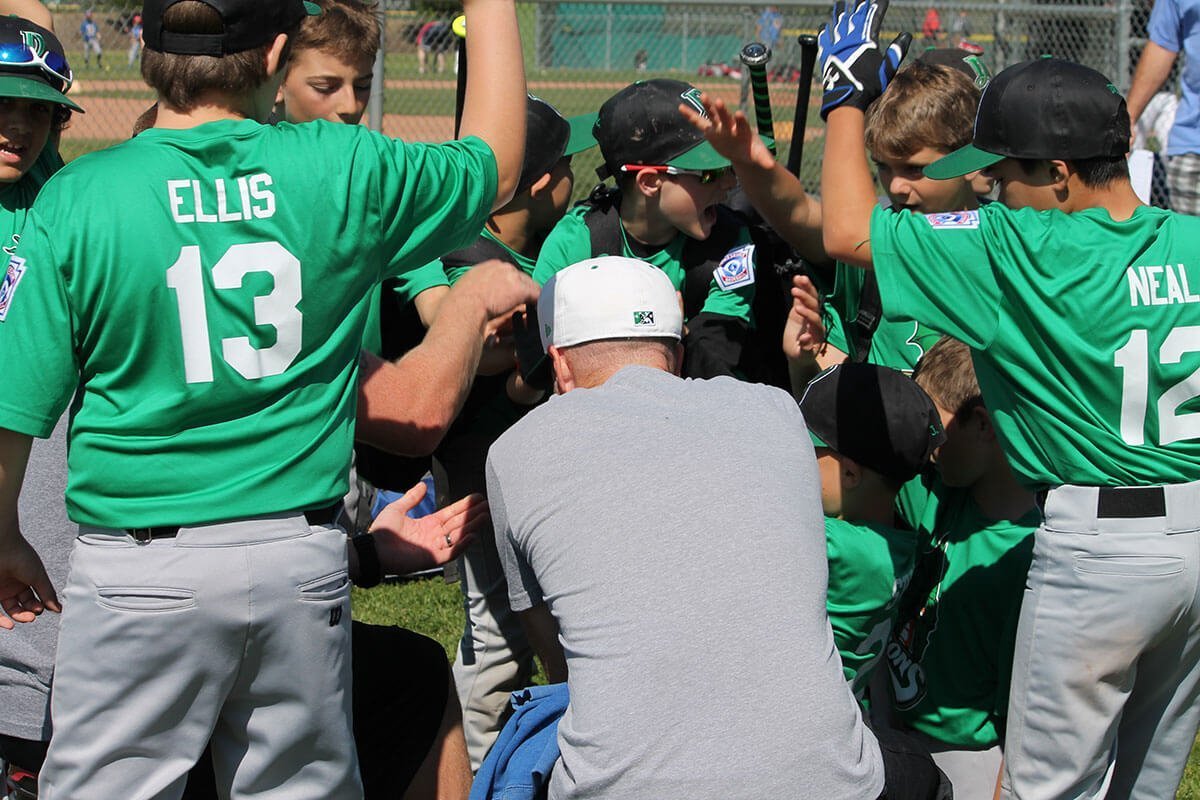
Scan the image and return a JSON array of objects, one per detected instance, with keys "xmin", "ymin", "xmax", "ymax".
[
  {"xmin": 800, "ymin": 363, "xmax": 945, "ymax": 484},
  {"xmin": 593, "ymin": 78, "xmax": 732, "ymax": 178},
  {"xmin": 143, "ymin": 0, "xmax": 321, "ymax": 56},
  {"xmin": 925, "ymin": 57, "xmax": 1129, "ymax": 180},
  {"xmin": 0, "ymin": 17, "xmax": 81, "ymax": 112},
  {"xmin": 518, "ymin": 96, "xmax": 597, "ymax": 192}
]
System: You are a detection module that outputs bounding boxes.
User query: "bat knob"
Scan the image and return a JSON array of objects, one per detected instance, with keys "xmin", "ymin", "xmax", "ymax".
[
  {"xmin": 797, "ymin": 33, "xmax": 818, "ymax": 46},
  {"xmin": 740, "ymin": 41, "xmax": 771, "ymax": 67},
  {"xmin": 452, "ymin": 14, "xmax": 467, "ymax": 39}
]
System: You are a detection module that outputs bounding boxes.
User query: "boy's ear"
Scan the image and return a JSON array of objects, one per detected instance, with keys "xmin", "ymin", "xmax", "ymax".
[
  {"xmin": 1047, "ymin": 159, "xmax": 1073, "ymax": 189},
  {"xmin": 264, "ymin": 33, "xmax": 290, "ymax": 78},
  {"xmin": 528, "ymin": 171, "xmax": 554, "ymax": 197},
  {"xmin": 839, "ymin": 455, "xmax": 863, "ymax": 490},
  {"xmin": 633, "ymin": 168, "xmax": 664, "ymax": 198},
  {"xmin": 970, "ymin": 405, "xmax": 996, "ymax": 442}
]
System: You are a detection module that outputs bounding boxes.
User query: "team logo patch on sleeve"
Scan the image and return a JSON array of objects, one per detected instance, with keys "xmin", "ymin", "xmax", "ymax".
[
  {"xmin": 0, "ymin": 256, "xmax": 27, "ymax": 322},
  {"xmin": 714, "ymin": 244, "xmax": 756, "ymax": 290},
  {"xmin": 924, "ymin": 210, "xmax": 979, "ymax": 229}
]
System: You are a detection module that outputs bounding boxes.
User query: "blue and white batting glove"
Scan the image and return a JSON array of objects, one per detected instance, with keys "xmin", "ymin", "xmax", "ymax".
[{"xmin": 817, "ymin": 0, "xmax": 912, "ymax": 119}]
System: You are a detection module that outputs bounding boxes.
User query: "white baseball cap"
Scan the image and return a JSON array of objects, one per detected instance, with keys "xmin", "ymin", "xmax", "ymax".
[{"xmin": 538, "ymin": 256, "xmax": 683, "ymax": 351}]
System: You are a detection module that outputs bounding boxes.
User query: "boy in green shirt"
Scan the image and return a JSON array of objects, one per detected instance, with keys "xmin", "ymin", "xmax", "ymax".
[
  {"xmin": 799, "ymin": 362, "xmax": 945, "ymax": 703},
  {"xmin": 0, "ymin": 0, "xmax": 528, "ymax": 796},
  {"xmin": 889, "ymin": 336, "xmax": 1037, "ymax": 800},
  {"xmin": 534, "ymin": 78, "xmax": 768, "ymax": 381},
  {"xmin": 817, "ymin": 1, "xmax": 1200, "ymax": 795}
]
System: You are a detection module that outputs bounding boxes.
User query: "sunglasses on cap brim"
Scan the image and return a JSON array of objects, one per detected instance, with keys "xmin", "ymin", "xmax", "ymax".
[
  {"xmin": 619, "ymin": 164, "xmax": 732, "ymax": 185},
  {"xmin": 0, "ymin": 42, "xmax": 73, "ymax": 92}
]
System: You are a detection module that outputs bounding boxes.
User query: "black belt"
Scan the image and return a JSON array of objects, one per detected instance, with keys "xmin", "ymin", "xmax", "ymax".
[
  {"xmin": 1037, "ymin": 486, "xmax": 1167, "ymax": 519},
  {"xmin": 126, "ymin": 503, "xmax": 341, "ymax": 543}
]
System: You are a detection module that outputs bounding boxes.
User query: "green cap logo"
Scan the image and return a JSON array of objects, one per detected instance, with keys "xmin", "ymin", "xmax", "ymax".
[
  {"xmin": 21, "ymin": 30, "xmax": 45, "ymax": 57},
  {"xmin": 679, "ymin": 87, "xmax": 706, "ymax": 118},
  {"xmin": 633, "ymin": 310, "xmax": 655, "ymax": 326}
]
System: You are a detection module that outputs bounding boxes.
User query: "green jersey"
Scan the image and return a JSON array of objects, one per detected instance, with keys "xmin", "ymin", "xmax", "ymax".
[
  {"xmin": 824, "ymin": 261, "xmax": 941, "ymax": 372},
  {"xmin": 533, "ymin": 204, "xmax": 754, "ymax": 322},
  {"xmin": 825, "ymin": 517, "xmax": 918, "ymax": 702},
  {"xmin": 0, "ymin": 119, "xmax": 496, "ymax": 528},
  {"xmin": 872, "ymin": 203, "xmax": 1200, "ymax": 488},
  {"xmin": 888, "ymin": 477, "xmax": 1036, "ymax": 748},
  {"xmin": 0, "ymin": 145, "xmax": 61, "ymax": 259},
  {"xmin": 392, "ymin": 259, "xmax": 452, "ymax": 307}
]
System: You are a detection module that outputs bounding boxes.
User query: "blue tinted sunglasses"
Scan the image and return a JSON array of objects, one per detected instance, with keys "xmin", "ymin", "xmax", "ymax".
[{"xmin": 0, "ymin": 42, "xmax": 73, "ymax": 92}]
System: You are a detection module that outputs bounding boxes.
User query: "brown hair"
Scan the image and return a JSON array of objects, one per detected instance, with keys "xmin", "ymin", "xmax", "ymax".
[
  {"xmin": 141, "ymin": 1, "xmax": 296, "ymax": 110},
  {"xmin": 865, "ymin": 61, "xmax": 979, "ymax": 161},
  {"xmin": 911, "ymin": 336, "xmax": 983, "ymax": 418},
  {"xmin": 288, "ymin": 0, "xmax": 380, "ymax": 69}
]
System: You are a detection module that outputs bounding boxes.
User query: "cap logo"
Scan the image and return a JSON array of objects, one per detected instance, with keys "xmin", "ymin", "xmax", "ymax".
[
  {"xmin": 1106, "ymin": 83, "xmax": 1120, "ymax": 95},
  {"xmin": 633, "ymin": 310, "xmax": 655, "ymax": 326},
  {"xmin": 963, "ymin": 55, "xmax": 990, "ymax": 89},
  {"xmin": 679, "ymin": 87, "xmax": 706, "ymax": 118},
  {"xmin": 20, "ymin": 30, "xmax": 46, "ymax": 57}
]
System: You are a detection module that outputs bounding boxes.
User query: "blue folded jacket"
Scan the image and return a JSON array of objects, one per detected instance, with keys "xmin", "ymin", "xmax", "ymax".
[{"xmin": 469, "ymin": 682, "xmax": 569, "ymax": 800}]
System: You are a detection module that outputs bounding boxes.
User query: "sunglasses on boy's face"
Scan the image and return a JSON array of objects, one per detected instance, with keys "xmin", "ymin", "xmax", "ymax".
[
  {"xmin": 619, "ymin": 164, "xmax": 732, "ymax": 185},
  {"xmin": 0, "ymin": 42, "xmax": 73, "ymax": 92}
]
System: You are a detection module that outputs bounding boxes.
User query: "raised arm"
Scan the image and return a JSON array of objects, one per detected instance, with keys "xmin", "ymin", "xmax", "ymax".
[
  {"xmin": 0, "ymin": 0, "xmax": 52, "ymax": 28},
  {"xmin": 1127, "ymin": 41, "xmax": 1178, "ymax": 130},
  {"xmin": 816, "ymin": 0, "xmax": 910, "ymax": 268},
  {"xmin": 457, "ymin": 0, "xmax": 527, "ymax": 211},
  {"xmin": 356, "ymin": 260, "xmax": 538, "ymax": 456},
  {"xmin": 682, "ymin": 94, "xmax": 828, "ymax": 263}
]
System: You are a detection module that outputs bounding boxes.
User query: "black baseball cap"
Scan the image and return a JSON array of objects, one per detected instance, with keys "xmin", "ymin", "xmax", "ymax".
[
  {"xmin": 518, "ymin": 95, "xmax": 596, "ymax": 192},
  {"xmin": 800, "ymin": 363, "xmax": 945, "ymax": 484},
  {"xmin": 925, "ymin": 57, "xmax": 1129, "ymax": 180},
  {"xmin": 594, "ymin": 78, "xmax": 731, "ymax": 178},
  {"xmin": 0, "ymin": 17, "xmax": 81, "ymax": 112},
  {"xmin": 143, "ymin": 0, "xmax": 321, "ymax": 56}
]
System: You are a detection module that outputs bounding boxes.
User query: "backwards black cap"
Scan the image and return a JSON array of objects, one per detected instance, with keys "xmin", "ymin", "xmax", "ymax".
[
  {"xmin": 518, "ymin": 95, "xmax": 596, "ymax": 192},
  {"xmin": 800, "ymin": 363, "xmax": 945, "ymax": 485},
  {"xmin": 925, "ymin": 57, "xmax": 1129, "ymax": 179},
  {"xmin": 142, "ymin": 0, "xmax": 320, "ymax": 56}
]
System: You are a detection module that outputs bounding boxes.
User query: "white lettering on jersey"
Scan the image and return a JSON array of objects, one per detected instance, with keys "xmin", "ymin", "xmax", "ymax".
[
  {"xmin": 167, "ymin": 174, "xmax": 277, "ymax": 224},
  {"xmin": 1126, "ymin": 264, "xmax": 1200, "ymax": 307}
]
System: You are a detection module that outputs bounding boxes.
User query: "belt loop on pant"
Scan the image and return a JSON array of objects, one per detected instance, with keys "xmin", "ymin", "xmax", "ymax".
[{"xmin": 1096, "ymin": 486, "xmax": 1166, "ymax": 519}]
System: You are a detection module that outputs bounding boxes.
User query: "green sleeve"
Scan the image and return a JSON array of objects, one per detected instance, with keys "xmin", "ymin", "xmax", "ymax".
[
  {"xmin": 393, "ymin": 260, "xmax": 451, "ymax": 305},
  {"xmin": 366, "ymin": 133, "xmax": 497, "ymax": 282},
  {"xmin": 824, "ymin": 299, "xmax": 851, "ymax": 356},
  {"xmin": 896, "ymin": 467, "xmax": 938, "ymax": 534},
  {"xmin": 870, "ymin": 205, "xmax": 1002, "ymax": 350},
  {"xmin": 699, "ymin": 231, "xmax": 755, "ymax": 322},
  {"xmin": 533, "ymin": 210, "xmax": 594, "ymax": 286},
  {"xmin": 0, "ymin": 210, "xmax": 78, "ymax": 437}
]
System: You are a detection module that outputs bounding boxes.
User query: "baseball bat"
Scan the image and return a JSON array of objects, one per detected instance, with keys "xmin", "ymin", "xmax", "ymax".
[
  {"xmin": 739, "ymin": 42, "xmax": 776, "ymax": 156},
  {"xmin": 786, "ymin": 34, "xmax": 819, "ymax": 177},
  {"xmin": 453, "ymin": 15, "xmax": 467, "ymax": 138}
]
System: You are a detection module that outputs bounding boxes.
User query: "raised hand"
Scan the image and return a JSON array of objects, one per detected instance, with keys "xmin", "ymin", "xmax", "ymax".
[
  {"xmin": 368, "ymin": 481, "xmax": 487, "ymax": 575},
  {"xmin": 817, "ymin": 0, "xmax": 912, "ymax": 119},
  {"xmin": 679, "ymin": 93, "xmax": 776, "ymax": 171}
]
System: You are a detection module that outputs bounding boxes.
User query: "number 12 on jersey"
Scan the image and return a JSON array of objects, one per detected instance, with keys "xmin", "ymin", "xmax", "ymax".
[
  {"xmin": 165, "ymin": 242, "xmax": 303, "ymax": 384},
  {"xmin": 1114, "ymin": 326, "xmax": 1200, "ymax": 446}
]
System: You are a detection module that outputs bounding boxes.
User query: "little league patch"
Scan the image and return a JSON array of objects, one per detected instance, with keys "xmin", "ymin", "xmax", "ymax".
[
  {"xmin": 924, "ymin": 210, "xmax": 980, "ymax": 229},
  {"xmin": 0, "ymin": 256, "xmax": 26, "ymax": 322},
  {"xmin": 714, "ymin": 244, "xmax": 756, "ymax": 291}
]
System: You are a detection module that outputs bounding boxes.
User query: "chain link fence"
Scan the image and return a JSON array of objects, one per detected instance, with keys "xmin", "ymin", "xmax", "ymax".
[{"xmin": 53, "ymin": 0, "xmax": 1160, "ymax": 196}]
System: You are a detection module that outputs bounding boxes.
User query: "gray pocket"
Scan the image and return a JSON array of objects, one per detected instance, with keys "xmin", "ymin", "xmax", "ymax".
[
  {"xmin": 96, "ymin": 586, "xmax": 197, "ymax": 612},
  {"xmin": 298, "ymin": 570, "xmax": 350, "ymax": 601},
  {"xmin": 1073, "ymin": 554, "xmax": 1185, "ymax": 577}
]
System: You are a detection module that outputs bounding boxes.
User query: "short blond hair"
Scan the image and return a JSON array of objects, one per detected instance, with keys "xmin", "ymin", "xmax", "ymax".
[
  {"xmin": 865, "ymin": 61, "xmax": 979, "ymax": 160},
  {"xmin": 912, "ymin": 336, "xmax": 983, "ymax": 418}
]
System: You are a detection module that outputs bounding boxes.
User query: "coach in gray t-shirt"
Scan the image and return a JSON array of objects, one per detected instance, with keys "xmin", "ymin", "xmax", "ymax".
[{"xmin": 486, "ymin": 257, "xmax": 884, "ymax": 799}]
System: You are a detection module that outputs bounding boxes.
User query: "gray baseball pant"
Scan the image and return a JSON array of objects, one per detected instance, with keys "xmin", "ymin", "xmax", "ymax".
[
  {"xmin": 39, "ymin": 515, "xmax": 360, "ymax": 800},
  {"xmin": 1001, "ymin": 481, "xmax": 1200, "ymax": 800}
]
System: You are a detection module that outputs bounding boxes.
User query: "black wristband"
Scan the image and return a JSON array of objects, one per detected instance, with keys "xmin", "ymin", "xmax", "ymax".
[{"xmin": 351, "ymin": 533, "xmax": 382, "ymax": 589}]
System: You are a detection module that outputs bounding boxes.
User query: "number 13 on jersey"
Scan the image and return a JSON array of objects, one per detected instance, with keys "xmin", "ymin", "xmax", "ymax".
[
  {"xmin": 165, "ymin": 242, "xmax": 303, "ymax": 384},
  {"xmin": 1114, "ymin": 326, "xmax": 1200, "ymax": 446}
]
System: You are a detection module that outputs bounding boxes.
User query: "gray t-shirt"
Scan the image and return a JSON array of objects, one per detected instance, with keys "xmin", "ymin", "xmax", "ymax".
[
  {"xmin": 487, "ymin": 366, "xmax": 885, "ymax": 800},
  {"xmin": 1, "ymin": 416, "xmax": 73, "ymax": 741}
]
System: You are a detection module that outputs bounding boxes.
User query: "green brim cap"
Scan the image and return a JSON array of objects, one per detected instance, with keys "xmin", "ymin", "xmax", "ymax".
[
  {"xmin": 808, "ymin": 428, "xmax": 829, "ymax": 449},
  {"xmin": 303, "ymin": 1, "xmax": 322, "ymax": 14},
  {"xmin": 922, "ymin": 142, "xmax": 1004, "ymax": 180},
  {"xmin": 564, "ymin": 112, "xmax": 598, "ymax": 156},
  {"xmin": 0, "ymin": 74, "xmax": 81, "ymax": 112},
  {"xmin": 667, "ymin": 134, "xmax": 772, "ymax": 171}
]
